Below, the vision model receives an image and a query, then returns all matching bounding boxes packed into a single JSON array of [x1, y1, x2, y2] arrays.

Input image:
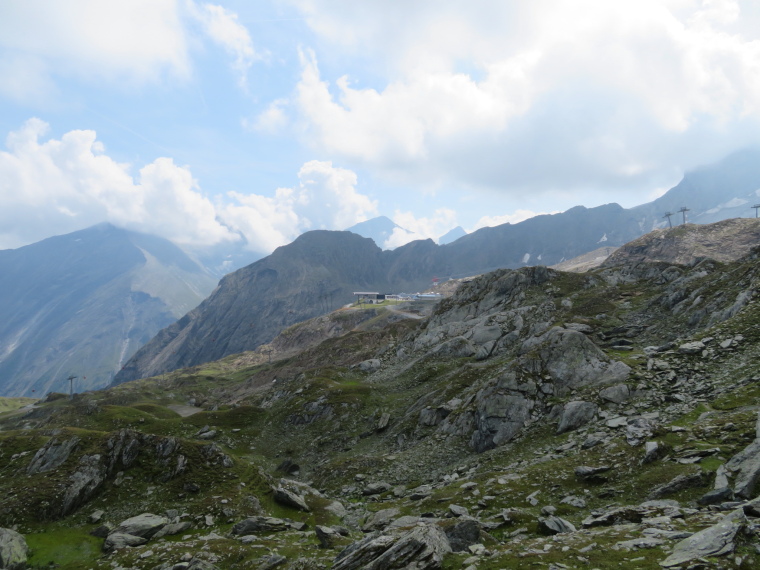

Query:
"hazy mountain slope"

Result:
[[437, 202, 641, 276], [345, 215, 410, 248], [630, 147, 760, 230], [115, 231, 401, 383], [0, 224, 216, 396], [438, 225, 467, 244], [115, 150, 760, 384], [114, 205, 644, 384]]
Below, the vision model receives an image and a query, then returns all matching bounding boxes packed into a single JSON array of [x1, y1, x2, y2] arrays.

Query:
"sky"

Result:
[[2, 0, 760, 255]]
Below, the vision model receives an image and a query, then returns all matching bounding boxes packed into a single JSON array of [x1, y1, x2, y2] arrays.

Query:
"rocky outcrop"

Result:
[[0, 528, 28, 570], [661, 509, 745, 567], [230, 517, 289, 535], [556, 401, 598, 434], [333, 524, 451, 570], [112, 513, 169, 539], [520, 327, 630, 392], [273, 487, 310, 512], [26, 436, 80, 475]]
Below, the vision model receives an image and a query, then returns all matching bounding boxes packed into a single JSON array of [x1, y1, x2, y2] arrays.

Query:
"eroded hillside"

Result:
[[3, 221, 760, 569]]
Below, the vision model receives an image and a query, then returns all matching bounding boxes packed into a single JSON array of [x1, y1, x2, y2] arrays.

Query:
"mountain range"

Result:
[[3, 218, 760, 569], [3, 148, 760, 395], [0, 224, 217, 396], [114, 148, 760, 384]]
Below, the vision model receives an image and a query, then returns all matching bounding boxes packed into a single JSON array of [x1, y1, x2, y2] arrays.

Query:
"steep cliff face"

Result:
[[0, 224, 216, 396]]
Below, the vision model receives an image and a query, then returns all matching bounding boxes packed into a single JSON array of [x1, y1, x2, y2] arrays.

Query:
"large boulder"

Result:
[[60, 454, 106, 517], [230, 516, 289, 535], [538, 516, 576, 535], [661, 509, 745, 567], [103, 532, 148, 552], [26, 437, 80, 475], [469, 370, 535, 452], [519, 327, 630, 393], [725, 439, 760, 499], [362, 508, 401, 532], [333, 524, 451, 570], [556, 401, 598, 434], [0, 528, 29, 570], [273, 487, 310, 512], [443, 519, 481, 552], [111, 513, 168, 539]]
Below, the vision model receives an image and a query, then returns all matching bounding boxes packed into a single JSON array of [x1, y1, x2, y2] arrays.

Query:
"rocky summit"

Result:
[[4, 219, 760, 569]]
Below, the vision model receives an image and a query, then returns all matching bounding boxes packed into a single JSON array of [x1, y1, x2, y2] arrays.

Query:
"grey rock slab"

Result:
[[678, 341, 705, 354], [186, 559, 222, 570], [725, 439, 760, 499], [230, 516, 289, 535], [273, 487, 310, 512], [617, 537, 664, 550], [26, 436, 80, 475], [599, 384, 630, 404], [648, 471, 707, 500], [363, 482, 391, 496], [698, 487, 734, 506], [448, 504, 469, 518], [0, 528, 29, 570], [582, 507, 645, 528], [560, 495, 586, 508], [112, 513, 169, 539], [626, 417, 656, 446], [574, 465, 611, 482], [333, 524, 452, 570], [362, 508, 401, 532], [358, 359, 381, 372], [315, 525, 340, 549], [387, 516, 433, 530], [660, 509, 745, 567], [325, 500, 348, 519], [409, 485, 432, 501], [60, 454, 106, 517], [556, 401, 598, 434], [153, 521, 193, 539], [537, 516, 576, 535], [444, 519, 481, 553], [103, 532, 148, 552], [519, 327, 630, 391], [643, 441, 667, 464]]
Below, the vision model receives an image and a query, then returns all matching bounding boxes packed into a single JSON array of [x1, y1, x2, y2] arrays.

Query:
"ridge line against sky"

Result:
[[2, 0, 760, 254]]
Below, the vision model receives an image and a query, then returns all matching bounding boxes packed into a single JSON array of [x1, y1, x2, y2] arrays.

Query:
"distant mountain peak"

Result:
[[345, 216, 411, 249], [439, 226, 467, 245]]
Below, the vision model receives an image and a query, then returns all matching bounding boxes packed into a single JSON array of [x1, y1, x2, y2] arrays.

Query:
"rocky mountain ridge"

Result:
[[3, 219, 760, 568], [0, 224, 217, 397]]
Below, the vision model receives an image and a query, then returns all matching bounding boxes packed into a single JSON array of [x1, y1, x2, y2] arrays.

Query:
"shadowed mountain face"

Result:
[[0, 224, 217, 396], [115, 148, 760, 384], [113, 204, 647, 384]]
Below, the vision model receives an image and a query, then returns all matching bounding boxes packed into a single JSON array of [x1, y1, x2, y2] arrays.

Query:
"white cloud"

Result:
[[0, 0, 190, 96], [383, 208, 458, 249], [187, 1, 258, 90], [0, 0, 260, 101], [245, 99, 289, 133], [285, 0, 760, 196], [0, 119, 376, 254], [221, 159, 379, 253], [471, 209, 554, 231], [0, 118, 237, 249]]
